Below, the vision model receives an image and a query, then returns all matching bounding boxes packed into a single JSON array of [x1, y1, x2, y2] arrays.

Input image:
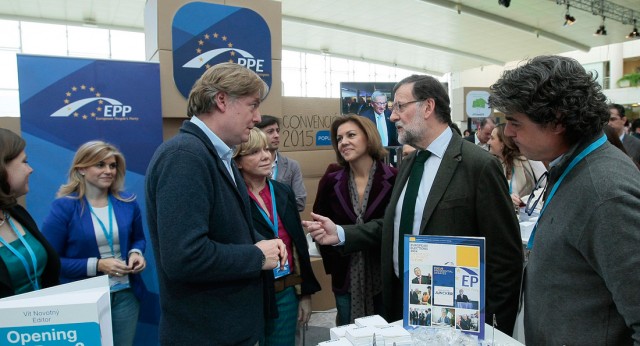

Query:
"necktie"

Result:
[[377, 115, 388, 146], [398, 150, 431, 275]]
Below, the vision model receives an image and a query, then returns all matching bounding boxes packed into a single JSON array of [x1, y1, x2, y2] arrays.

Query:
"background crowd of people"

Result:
[[2, 55, 640, 345]]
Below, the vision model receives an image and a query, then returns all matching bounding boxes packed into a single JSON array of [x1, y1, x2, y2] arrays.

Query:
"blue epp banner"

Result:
[[172, 2, 272, 99], [17, 54, 163, 346]]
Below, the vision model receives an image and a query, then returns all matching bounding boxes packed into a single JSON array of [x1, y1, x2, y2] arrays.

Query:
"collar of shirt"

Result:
[[474, 132, 481, 145], [425, 126, 453, 158], [620, 132, 625, 142], [190, 116, 235, 164]]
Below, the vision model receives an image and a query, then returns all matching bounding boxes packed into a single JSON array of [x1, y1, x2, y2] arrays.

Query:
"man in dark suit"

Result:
[[410, 288, 420, 304], [145, 63, 286, 345], [457, 289, 470, 303], [631, 119, 640, 139], [306, 75, 522, 335], [411, 267, 431, 285], [359, 90, 399, 147], [608, 103, 640, 166], [465, 117, 495, 151]]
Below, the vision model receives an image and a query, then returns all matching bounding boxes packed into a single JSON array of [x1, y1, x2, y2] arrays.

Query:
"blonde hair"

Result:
[[233, 128, 269, 159], [187, 62, 269, 117], [57, 140, 133, 202]]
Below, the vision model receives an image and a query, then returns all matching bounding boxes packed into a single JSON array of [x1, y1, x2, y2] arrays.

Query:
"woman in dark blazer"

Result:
[[313, 115, 397, 325], [0, 129, 60, 298], [234, 128, 321, 345], [42, 141, 146, 346]]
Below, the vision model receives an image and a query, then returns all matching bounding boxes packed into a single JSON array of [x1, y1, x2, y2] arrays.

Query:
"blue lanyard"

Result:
[[0, 215, 40, 290], [253, 181, 279, 237], [88, 197, 115, 256], [527, 134, 607, 249], [508, 167, 514, 194]]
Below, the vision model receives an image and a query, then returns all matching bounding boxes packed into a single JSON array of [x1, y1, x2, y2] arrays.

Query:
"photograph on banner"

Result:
[[403, 235, 486, 339], [340, 82, 400, 152]]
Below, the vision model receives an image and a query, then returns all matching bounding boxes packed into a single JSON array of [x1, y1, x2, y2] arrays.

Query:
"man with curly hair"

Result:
[[489, 55, 640, 345]]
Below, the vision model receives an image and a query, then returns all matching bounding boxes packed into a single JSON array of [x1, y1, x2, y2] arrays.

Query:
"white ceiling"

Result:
[[1, 0, 639, 75]]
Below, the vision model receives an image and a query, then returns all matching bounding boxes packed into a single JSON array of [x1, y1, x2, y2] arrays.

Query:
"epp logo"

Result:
[[316, 131, 331, 146], [49, 84, 133, 120], [458, 267, 479, 288], [172, 3, 272, 99]]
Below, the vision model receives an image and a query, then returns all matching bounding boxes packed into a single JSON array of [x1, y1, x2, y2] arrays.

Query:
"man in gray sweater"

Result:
[[490, 55, 640, 345]]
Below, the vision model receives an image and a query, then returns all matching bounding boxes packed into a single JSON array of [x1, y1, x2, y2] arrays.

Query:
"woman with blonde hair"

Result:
[[43, 140, 146, 346], [234, 128, 320, 345], [313, 114, 398, 325]]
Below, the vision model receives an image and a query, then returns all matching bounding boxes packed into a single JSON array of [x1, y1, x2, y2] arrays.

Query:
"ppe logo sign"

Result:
[[172, 2, 272, 98]]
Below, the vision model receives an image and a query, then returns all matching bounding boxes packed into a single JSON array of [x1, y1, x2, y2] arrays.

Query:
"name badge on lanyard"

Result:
[[254, 181, 290, 278]]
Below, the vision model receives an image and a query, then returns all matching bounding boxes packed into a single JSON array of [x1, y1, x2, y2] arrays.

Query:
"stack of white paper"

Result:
[[0, 276, 112, 346], [374, 324, 413, 345], [345, 325, 375, 345], [354, 314, 388, 327], [317, 337, 352, 345], [330, 323, 357, 340]]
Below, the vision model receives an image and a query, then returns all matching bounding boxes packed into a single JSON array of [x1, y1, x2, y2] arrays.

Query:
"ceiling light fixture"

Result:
[[563, 4, 576, 26], [627, 19, 640, 39], [594, 16, 607, 36]]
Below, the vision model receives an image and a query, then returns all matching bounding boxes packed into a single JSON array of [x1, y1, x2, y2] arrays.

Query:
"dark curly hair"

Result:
[[489, 55, 609, 144]]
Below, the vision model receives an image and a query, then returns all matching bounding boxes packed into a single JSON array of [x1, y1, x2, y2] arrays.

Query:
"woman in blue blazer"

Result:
[[42, 141, 146, 346]]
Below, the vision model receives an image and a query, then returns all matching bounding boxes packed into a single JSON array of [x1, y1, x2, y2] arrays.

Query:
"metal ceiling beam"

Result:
[[419, 0, 591, 52], [282, 15, 505, 66], [555, 0, 637, 25]]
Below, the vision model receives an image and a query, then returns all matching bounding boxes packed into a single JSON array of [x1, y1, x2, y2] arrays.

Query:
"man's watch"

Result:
[[261, 253, 266, 267]]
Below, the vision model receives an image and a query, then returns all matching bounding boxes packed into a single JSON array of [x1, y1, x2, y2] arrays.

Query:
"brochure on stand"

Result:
[[403, 234, 485, 340], [0, 276, 112, 346]]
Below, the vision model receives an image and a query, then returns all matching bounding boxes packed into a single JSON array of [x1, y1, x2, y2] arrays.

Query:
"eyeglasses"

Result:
[[372, 102, 387, 106], [391, 100, 421, 112], [525, 172, 548, 216]]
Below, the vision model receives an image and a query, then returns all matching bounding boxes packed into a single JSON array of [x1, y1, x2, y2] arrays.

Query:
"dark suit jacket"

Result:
[[250, 180, 321, 298], [0, 205, 60, 298], [411, 275, 430, 284], [313, 160, 397, 292], [463, 134, 475, 143], [457, 294, 470, 302], [359, 108, 399, 146], [342, 132, 523, 335], [145, 121, 268, 345], [622, 134, 640, 166]]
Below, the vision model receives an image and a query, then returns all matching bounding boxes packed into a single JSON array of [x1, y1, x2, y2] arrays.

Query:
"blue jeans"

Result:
[[334, 293, 351, 326], [110, 289, 139, 346]]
